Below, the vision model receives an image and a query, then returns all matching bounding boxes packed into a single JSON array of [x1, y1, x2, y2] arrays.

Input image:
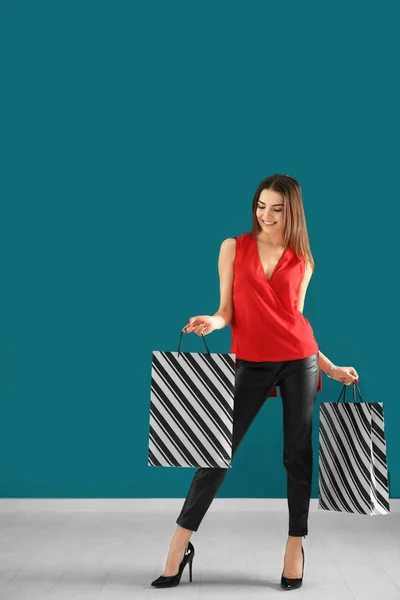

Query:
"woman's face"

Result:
[[255, 189, 285, 234]]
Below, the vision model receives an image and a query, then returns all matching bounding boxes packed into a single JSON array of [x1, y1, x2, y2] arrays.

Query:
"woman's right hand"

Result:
[[182, 315, 216, 336]]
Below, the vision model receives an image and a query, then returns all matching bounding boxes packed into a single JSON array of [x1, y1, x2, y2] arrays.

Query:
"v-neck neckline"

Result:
[[253, 235, 289, 283]]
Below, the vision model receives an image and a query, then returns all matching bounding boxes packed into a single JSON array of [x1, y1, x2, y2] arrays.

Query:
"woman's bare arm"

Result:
[[297, 260, 334, 375], [317, 349, 335, 374], [210, 238, 236, 330]]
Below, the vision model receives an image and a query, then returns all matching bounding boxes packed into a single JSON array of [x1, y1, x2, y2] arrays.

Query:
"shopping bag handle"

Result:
[[335, 381, 364, 404], [177, 330, 211, 357]]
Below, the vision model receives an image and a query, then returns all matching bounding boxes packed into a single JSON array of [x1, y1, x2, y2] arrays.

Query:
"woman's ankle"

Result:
[[173, 526, 192, 547]]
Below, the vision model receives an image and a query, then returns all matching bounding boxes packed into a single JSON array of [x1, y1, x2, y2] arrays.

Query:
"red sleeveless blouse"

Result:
[[230, 232, 322, 397]]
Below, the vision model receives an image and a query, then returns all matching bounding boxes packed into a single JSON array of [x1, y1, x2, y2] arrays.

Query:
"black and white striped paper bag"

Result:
[[318, 382, 390, 515], [148, 331, 236, 468]]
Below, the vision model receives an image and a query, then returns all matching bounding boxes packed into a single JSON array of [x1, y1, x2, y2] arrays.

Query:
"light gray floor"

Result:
[[0, 503, 399, 600]]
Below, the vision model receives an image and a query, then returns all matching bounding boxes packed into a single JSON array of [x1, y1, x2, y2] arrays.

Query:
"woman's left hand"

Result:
[[331, 365, 359, 385]]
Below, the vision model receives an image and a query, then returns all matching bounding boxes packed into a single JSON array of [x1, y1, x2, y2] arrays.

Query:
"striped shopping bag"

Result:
[[318, 382, 390, 515], [148, 330, 236, 468]]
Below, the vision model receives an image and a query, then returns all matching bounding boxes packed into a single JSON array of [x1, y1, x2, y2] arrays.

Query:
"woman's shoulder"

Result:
[[228, 231, 252, 243], [219, 237, 236, 260], [220, 232, 252, 257]]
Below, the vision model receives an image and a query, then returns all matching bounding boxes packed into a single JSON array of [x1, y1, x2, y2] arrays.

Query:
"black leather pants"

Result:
[[176, 352, 320, 537]]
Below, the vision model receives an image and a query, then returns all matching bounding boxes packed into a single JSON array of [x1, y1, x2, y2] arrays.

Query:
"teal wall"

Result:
[[1, 2, 398, 499]]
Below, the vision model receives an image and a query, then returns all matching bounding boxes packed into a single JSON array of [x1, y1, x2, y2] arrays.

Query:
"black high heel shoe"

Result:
[[280, 545, 305, 591], [151, 541, 195, 588]]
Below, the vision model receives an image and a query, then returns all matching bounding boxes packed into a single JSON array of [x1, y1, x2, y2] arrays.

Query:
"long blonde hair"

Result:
[[251, 174, 315, 272]]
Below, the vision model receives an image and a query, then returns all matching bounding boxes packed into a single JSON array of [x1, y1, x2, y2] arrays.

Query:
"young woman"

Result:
[[151, 174, 359, 590]]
